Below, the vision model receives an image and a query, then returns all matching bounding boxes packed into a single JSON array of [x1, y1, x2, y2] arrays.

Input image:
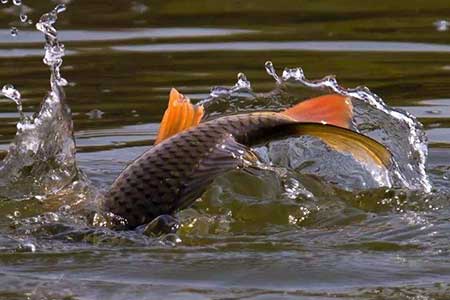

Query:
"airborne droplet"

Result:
[[20, 13, 27, 22], [434, 20, 449, 32], [265, 61, 282, 84], [1, 84, 21, 103], [10, 27, 18, 37]]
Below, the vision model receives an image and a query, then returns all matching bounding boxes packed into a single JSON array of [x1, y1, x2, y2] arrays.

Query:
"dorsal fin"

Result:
[[155, 88, 204, 144]]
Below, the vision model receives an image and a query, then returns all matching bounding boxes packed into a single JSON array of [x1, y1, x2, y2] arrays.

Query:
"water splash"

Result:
[[198, 72, 252, 105], [36, 4, 68, 86], [1, 84, 23, 119], [0, 4, 79, 199], [200, 62, 431, 192], [270, 62, 430, 192]]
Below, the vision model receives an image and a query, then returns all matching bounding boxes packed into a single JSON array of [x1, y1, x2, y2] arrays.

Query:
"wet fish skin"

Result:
[[103, 91, 391, 229], [103, 112, 294, 229]]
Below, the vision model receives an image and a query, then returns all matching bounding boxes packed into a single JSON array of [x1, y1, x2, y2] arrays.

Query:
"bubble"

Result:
[[12, 0, 21, 5], [0, 0, 8, 4]]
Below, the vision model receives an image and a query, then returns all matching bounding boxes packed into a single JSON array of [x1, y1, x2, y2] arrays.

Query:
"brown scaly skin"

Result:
[[103, 112, 295, 229]]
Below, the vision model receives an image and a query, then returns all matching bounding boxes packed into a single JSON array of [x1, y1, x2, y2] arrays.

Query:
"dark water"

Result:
[[0, 1, 450, 299]]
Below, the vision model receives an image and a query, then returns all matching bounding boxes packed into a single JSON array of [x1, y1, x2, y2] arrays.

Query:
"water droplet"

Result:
[[10, 27, 18, 37], [200, 72, 253, 104], [17, 242, 36, 252], [2, 84, 21, 103], [36, 4, 68, 87], [20, 13, 27, 22], [86, 109, 104, 119], [131, 2, 148, 13], [265, 61, 282, 84], [12, 0, 21, 5], [236, 72, 251, 89], [282, 67, 305, 81], [54, 3, 66, 14], [434, 20, 449, 32]]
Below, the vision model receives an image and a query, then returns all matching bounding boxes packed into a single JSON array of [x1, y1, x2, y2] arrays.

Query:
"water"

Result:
[[0, 1, 450, 299]]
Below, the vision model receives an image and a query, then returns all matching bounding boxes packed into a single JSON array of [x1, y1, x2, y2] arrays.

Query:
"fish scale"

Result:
[[103, 112, 294, 229]]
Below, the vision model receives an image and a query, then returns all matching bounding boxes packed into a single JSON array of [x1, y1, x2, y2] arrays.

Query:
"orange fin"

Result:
[[155, 88, 204, 144], [257, 123, 392, 168], [280, 94, 353, 128], [291, 123, 392, 168]]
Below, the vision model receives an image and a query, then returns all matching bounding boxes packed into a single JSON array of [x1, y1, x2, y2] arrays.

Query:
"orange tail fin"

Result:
[[280, 94, 353, 128], [155, 88, 204, 144]]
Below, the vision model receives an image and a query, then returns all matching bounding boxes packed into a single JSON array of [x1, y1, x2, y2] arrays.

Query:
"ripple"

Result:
[[398, 99, 450, 119], [0, 28, 254, 44], [75, 123, 158, 149], [112, 41, 450, 53], [426, 128, 450, 144]]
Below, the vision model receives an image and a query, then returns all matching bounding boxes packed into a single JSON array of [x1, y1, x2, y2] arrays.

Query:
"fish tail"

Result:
[[280, 94, 353, 128], [260, 122, 392, 168], [155, 88, 204, 144]]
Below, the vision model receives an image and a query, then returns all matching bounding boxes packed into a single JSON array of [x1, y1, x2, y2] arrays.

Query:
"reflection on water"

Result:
[[0, 27, 254, 44], [0, 0, 449, 299], [113, 41, 450, 53]]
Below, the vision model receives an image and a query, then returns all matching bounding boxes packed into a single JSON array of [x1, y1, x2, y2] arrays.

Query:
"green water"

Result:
[[0, 1, 450, 299]]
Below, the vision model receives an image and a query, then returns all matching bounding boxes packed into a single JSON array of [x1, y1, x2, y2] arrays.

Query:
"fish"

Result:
[[103, 88, 391, 230]]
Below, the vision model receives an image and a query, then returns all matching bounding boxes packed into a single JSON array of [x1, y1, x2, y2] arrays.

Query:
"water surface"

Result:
[[0, 1, 450, 299]]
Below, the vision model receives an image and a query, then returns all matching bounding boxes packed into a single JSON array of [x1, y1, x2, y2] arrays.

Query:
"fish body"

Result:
[[104, 90, 391, 229], [104, 112, 294, 229]]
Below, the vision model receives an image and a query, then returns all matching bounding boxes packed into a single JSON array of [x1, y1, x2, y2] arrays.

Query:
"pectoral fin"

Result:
[[176, 134, 260, 211]]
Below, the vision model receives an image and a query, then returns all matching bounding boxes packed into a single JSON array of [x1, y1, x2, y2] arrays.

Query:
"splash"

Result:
[[0, 4, 79, 199], [200, 61, 431, 192]]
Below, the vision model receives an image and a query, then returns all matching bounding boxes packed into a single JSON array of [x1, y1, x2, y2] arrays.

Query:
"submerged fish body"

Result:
[[104, 90, 391, 229]]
